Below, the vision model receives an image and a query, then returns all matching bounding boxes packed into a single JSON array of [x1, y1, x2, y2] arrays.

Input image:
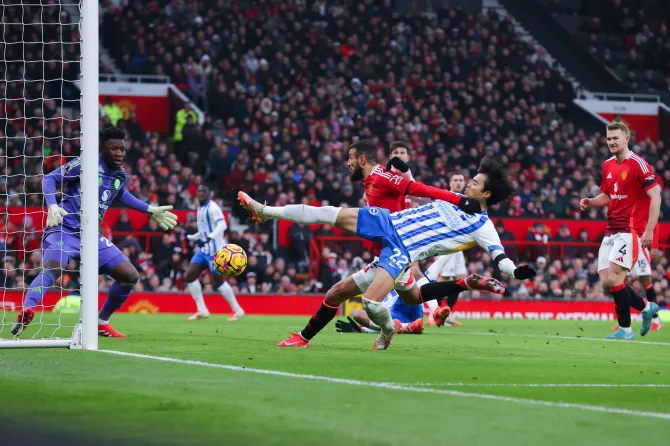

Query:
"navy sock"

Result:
[[98, 282, 134, 322]]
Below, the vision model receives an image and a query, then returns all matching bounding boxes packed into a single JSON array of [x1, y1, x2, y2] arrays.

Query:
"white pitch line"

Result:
[[408, 383, 670, 388], [99, 349, 670, 421], [448, 331, 670, 346]]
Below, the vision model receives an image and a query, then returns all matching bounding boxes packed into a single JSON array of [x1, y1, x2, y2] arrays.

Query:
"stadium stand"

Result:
[[540, 0, 670, 92], [1, 1, 668, 301]]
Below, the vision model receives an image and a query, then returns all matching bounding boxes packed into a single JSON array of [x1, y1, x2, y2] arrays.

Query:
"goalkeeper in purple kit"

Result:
[[11, 128, 178, 338]]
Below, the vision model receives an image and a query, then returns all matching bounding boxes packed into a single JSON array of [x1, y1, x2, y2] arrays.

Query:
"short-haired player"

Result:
[[12, 128, 178, 338], [185, 184, 245, 322], [580, 122, 661, 338]]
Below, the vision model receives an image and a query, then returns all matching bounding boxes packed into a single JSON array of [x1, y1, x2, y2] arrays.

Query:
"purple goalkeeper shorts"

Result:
[[42, 228, 127, 274]]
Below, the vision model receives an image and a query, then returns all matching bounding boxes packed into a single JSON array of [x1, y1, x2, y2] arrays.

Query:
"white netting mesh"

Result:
[[0, 0, 81, 340]]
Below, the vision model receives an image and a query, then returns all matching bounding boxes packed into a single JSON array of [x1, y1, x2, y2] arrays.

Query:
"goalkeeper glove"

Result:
[[458, 196, 482, 214], [386, 157, 409, 173], [514, 265, 536, 280], [335, 317, 362, 333], [147, 205, 178, 231], [46, 204, 68, 228]]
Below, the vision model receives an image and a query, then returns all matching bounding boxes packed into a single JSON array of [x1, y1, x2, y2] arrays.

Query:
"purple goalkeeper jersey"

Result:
[[43, 157, 149, 234]]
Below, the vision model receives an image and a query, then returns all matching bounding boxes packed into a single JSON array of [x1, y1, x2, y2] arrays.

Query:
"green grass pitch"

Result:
[[1, 314, 669, 446]]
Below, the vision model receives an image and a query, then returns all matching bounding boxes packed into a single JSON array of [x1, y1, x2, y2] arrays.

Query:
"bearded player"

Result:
[[240, 154, 534, 350], [580, 122, 661, 339], [424, 173, 469, 326], [185, 184, 245, 322], [12, 128, 178, 338]]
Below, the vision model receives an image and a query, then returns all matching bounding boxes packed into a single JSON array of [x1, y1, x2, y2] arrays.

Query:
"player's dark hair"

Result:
[[477, 157, 515, 206], [351, 139, 378, 163], [389, 140, 410, 152], [100, 127, 126, 144]]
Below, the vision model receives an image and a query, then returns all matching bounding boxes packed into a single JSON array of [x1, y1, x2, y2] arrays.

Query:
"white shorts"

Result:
[[597, 232, 639, 272], [352, 258, 415, 293], [426, 253, 467, 280], [628, 243, 652, 277]]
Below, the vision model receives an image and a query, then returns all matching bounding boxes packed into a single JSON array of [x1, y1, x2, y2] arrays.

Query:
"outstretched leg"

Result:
[[98, 260, 139, 338]]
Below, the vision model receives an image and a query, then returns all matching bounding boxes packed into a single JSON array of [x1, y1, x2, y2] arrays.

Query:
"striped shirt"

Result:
[[196, 200, 227, 256], [390, 200, 505, 262]]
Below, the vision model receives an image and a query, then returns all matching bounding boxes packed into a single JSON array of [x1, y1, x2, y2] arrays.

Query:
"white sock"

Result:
[[652, 315, 660, 322], [362, 297, 394, 333], [643, 302, 651, 312], [187, 280, 209, 314], [361, 327, 378, 333], [98, 318, 108, 324], [368, 321, 381, 331], [621, 326, 633, 333], [426, 299, 439, 313], [264, 204, 341, 225], [401, 322, 409, 329], [218, 281, 243, 313]]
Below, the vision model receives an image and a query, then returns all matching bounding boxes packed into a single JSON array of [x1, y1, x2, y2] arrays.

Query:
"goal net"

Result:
[[0, 0, 98, 348]]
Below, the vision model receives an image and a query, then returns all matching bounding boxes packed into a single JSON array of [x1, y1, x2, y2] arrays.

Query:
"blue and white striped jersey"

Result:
[[196, 200, 227, 256], [389, 200, 505, 262]]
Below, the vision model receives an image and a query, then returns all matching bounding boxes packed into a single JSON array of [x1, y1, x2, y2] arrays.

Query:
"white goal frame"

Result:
[[0, 0, 98, 349]]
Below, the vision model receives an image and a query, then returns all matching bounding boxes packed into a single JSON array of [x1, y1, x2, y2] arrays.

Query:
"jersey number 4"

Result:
[[618, 245, 627, 256]]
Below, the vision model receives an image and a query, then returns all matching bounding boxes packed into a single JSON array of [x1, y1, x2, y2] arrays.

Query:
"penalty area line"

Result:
[[99, 349, 670, 421]]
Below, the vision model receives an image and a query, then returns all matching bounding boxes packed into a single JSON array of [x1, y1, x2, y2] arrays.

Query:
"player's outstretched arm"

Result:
[[475, 221, 536, 280], [580, 193, 609, 210], [406, 182, 481, 213], [117, 188, 178, 231]]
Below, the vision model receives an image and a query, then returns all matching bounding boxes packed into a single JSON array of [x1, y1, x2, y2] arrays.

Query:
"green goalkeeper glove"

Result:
[[147, 205, 178, 231]]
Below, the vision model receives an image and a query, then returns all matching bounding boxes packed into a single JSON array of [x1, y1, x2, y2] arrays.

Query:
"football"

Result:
[[214, 244, 248, 277]]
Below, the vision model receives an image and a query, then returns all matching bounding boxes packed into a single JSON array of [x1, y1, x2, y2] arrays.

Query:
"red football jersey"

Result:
[[600, 153, 657, 234], [363, 164, 413, 213], [362, 164, 414, 255]]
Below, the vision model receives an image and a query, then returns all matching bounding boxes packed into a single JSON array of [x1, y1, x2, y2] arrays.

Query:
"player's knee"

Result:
[[123, 266, 140, 286], [325, 281, 346, 303]]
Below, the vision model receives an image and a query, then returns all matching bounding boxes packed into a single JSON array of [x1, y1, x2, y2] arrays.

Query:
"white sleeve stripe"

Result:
[[630, 154, 649, 173]]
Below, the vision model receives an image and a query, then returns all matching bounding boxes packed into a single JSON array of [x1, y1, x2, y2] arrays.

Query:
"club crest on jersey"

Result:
[[368, 184, 374, 193], [369, 208, 379, 215], [114, 179, 121, 190], [621, 171, 628, 180]]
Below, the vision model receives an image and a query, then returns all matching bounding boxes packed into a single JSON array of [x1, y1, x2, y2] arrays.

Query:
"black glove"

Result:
[[386, 157, 409, 173], [335, 316, 362, 333], [458, 196, 482, 214], [196, 237, 211, 248], [514, 265, 536, 280]]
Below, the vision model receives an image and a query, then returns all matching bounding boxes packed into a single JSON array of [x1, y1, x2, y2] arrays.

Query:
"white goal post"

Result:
[[0, 0, 98, 349]]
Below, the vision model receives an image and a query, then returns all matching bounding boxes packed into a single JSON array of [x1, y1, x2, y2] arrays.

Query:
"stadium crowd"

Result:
[[0, 1, 668, 300], [544, 0, 670, 91]]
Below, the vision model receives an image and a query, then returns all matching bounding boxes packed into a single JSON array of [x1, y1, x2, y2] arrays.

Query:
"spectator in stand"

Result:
[[113, 210, 135, 233], [103, 97, 122, 127]]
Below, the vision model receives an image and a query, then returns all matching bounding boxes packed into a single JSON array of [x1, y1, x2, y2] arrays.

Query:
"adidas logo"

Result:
[[607, 173, 612, 179]]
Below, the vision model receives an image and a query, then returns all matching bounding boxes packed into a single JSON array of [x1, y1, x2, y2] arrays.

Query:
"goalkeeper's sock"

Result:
[[187, 280, 209, 314], [362, 297, 395, 333], [644, 283, 657, 302], [98, 281, 133, 322], [23, 270, 57, 309], [300, 299, 339, 340], [626, 285, 647, 312], [611, 283, 632, 328], [264, 204, 341, 225], [218, 281, 243, 313], [419, 279, 467, 303]]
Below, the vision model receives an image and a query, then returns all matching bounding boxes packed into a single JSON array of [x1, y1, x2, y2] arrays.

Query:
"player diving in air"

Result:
[[239, 153, 536, 350], [12, 128, 178, 338], [185, 184, 245, 322]]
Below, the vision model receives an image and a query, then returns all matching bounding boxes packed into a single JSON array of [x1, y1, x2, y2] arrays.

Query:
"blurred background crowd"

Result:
[[0, 0, 668, 301]]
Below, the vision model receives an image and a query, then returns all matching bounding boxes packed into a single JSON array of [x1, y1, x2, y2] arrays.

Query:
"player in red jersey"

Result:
[[580, 122, 661, 339], [274, 139, 502, 347]]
